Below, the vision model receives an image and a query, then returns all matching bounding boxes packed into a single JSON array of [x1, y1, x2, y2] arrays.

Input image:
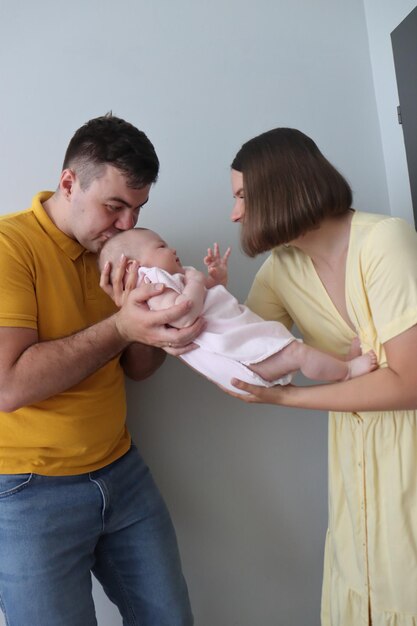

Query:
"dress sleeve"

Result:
[[245, 255, 294, 330], [362, 218, 417, 344], [0, 231, 38, 329]]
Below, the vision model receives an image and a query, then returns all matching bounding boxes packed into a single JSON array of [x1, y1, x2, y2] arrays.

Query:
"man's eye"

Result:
[[106, 205, 122, 212]]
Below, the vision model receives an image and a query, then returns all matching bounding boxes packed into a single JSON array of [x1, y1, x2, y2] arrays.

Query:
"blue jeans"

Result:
[[0, 444, 193, 626]]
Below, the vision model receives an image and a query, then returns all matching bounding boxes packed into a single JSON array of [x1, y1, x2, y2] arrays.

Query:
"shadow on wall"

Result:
[[125, 358, 327, 626]]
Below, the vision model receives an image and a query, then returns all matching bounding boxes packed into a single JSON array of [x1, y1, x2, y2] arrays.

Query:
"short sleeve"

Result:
[[362, 218, 417, 343], [245, 255, 294, 330], [0, 231, 38, 328], [138, 266, 184, 294]]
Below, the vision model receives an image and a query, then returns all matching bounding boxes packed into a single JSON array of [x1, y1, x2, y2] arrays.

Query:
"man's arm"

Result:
[[0, 283, 204, 413], [0, 320, 127, 412], [120, 343, 166, 381]]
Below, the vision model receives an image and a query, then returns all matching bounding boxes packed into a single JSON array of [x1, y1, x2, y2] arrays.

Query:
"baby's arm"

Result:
[[148, 268, 206, 329]]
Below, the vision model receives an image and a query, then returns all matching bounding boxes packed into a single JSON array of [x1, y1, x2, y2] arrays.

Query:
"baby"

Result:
[[99, 228, 377, 394]]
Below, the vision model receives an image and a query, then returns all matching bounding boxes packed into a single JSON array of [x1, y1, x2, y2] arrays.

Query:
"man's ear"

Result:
[[59, 168, 77, 200]]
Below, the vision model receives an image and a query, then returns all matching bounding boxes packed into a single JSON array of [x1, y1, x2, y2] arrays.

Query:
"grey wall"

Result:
[[0, 1, 400, 624]]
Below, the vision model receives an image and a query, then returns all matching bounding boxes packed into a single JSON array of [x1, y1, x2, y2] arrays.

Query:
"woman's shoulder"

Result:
[[351, 210, 417, 263], [352, 210, 416, 243], [352, 209, 414, 232]]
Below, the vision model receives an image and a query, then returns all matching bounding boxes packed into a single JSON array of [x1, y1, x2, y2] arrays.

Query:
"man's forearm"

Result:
[[121, 343, 166, 381], [0, 315, 128, 412]]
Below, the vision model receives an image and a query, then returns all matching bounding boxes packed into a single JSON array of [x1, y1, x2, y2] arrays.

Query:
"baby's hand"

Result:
[[204, 243, 231, 287]]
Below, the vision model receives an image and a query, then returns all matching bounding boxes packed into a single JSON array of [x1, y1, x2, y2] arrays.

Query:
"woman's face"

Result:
[[230, 169, 245, 223]]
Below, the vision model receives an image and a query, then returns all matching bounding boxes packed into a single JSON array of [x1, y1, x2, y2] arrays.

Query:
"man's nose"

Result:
[[116, 209, 137, 230]]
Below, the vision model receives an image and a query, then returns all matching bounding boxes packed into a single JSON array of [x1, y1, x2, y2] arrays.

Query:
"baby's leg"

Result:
[[249, 341, 377, 383]]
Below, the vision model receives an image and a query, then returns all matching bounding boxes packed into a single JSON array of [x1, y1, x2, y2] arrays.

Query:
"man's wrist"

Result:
[[111, 312, 133, 346]]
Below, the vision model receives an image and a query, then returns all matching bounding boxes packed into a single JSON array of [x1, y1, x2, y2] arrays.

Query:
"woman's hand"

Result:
[[224, 378, 298, 405], [100, 255, 139, 307], [204, 243, 231, 287]]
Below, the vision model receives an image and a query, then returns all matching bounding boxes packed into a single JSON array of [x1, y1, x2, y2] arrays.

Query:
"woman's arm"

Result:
[[229, 324, 417, 412]]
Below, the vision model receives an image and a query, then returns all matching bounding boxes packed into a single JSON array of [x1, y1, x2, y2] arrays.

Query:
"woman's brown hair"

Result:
[[231, 128, 352, 256]]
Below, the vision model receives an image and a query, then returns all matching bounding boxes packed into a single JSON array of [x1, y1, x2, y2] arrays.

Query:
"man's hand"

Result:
[[114, 281, 205, 353], [100, 254, 139, 307], [204, 243, 231, 287]]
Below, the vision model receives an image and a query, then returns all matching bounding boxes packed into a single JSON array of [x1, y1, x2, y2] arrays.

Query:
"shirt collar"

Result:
[[31, 191, 86, 261]]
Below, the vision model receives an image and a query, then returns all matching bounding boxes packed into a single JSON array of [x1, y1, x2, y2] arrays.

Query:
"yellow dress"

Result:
[[246, 211, 417, 626]]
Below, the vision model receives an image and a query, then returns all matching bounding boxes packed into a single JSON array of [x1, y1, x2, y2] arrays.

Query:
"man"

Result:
[[0, 114, 202, 625]]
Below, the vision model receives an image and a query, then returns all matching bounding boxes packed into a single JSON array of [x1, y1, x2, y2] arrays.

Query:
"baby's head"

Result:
[[99, 228, 184, 282]]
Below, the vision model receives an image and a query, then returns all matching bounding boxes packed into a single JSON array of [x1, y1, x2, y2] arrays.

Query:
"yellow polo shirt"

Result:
[[0, 192, 131, 475], [246, 211, 417, 625]]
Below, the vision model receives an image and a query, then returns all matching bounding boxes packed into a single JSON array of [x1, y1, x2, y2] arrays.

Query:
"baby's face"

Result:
[[139, 231, 184, 274]]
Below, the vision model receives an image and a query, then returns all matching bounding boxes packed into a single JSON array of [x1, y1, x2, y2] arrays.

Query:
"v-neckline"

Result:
[[306, 212, 357, 336]]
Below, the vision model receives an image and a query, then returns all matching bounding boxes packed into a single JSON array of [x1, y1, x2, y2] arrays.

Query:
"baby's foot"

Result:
[[346, 350, 378, 379]]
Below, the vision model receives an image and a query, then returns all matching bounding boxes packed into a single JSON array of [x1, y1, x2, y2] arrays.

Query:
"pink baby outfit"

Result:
[[139, 266, 297, 394]]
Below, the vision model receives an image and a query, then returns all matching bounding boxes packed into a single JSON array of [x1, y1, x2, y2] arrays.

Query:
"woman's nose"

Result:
[[231, 203, 243, 222]]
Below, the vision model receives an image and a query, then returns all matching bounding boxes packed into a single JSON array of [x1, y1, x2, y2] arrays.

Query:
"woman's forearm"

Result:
[[239, 366, 417, 412]]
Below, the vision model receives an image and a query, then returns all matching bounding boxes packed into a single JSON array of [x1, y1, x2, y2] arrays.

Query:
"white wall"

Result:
[[0, 1, 397, 625], [364, 0, 416, 223]]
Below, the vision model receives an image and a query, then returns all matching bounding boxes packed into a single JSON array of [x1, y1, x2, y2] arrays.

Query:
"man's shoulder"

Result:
[[0, 208, 36, 236], [0, 209, 45, 264]]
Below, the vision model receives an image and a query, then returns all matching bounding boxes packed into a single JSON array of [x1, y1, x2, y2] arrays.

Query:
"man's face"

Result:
[[64, 165, 151, 253]]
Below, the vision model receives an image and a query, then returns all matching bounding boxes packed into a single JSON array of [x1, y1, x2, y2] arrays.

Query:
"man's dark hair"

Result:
[[62, 113, 159, 190]]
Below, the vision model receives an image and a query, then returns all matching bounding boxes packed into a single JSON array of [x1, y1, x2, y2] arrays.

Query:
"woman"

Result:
[[228, 128, 417, 626]]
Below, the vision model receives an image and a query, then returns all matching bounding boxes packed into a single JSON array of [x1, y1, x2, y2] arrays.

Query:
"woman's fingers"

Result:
[[229, 379, 295, 405]]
